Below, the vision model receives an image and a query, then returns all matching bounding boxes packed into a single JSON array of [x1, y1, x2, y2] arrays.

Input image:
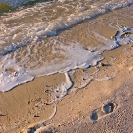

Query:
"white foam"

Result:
[[28, 42, 104, 76], [53, 73, 72, 100], [0, 54, 34, 92], [58, 0, 66, 3], [0, 0, 133, 93], [94, 27, 133, 48], [0, 27, 133, 92], [0, 0, 133, 51]]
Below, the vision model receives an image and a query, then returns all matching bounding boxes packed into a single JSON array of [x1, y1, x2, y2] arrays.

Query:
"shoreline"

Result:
[[0, 5, 133, 133]]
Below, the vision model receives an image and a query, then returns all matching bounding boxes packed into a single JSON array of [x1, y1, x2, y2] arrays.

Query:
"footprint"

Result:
[[90, 111, 98, 121], [90, 102, 116, 122], [23, 127, 36, 133], [103, 102, 115, 114], [22, 124, 57, 133]]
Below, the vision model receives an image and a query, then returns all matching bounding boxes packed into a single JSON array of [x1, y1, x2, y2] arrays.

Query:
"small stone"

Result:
[[34, 115, 40, 117], [99, 62, 105, 67], [111, 36, 114, 39]]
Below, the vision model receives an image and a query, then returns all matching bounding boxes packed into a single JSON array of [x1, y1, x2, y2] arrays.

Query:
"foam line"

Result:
[[53, 72, 73, 100], [0, 27, 133, 92], [0, 55, 34, 92]]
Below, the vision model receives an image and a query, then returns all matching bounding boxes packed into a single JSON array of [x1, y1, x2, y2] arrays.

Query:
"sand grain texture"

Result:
[[0, 5, 133, 133]]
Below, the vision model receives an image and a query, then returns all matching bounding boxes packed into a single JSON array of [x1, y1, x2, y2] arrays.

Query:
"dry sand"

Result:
[[0, 5, 133, 133]]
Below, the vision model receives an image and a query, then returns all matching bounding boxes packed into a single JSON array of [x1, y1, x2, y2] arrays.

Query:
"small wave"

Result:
[[0, 0, 133, 56], [0, 26, 133, 92], [0, 0, 133, 92]]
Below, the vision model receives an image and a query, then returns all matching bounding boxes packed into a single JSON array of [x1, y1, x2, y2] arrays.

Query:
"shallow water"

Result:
[[0, 0, 133, 92]]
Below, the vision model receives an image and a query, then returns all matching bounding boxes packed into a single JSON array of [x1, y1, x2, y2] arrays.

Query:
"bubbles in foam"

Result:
[[0, 26, 132, 92], [58, 0, 66, 2], [53, 73, 72, 101], [0, 0, 133, 94], [1, 0, 133, 46], [0, 54, 34, 92]]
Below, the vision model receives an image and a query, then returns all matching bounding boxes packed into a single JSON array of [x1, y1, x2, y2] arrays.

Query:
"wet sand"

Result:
[[0, 5, 133, 133]]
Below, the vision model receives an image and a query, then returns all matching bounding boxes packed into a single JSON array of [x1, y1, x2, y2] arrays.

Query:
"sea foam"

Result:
[[0, 27, 133, 92], [0, 0, 133, 92]]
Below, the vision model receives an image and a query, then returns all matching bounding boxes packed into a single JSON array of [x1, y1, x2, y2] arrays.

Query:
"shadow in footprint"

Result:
[[103, 102, 115, 114], [26, 127, 36, 133], [90, 111, 98, 121]]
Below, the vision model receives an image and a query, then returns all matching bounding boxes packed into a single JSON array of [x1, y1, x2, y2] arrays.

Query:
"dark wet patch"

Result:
[[90, 111, 98, 121], [27, 127, 36, 133], [103, 102, 115, 114]]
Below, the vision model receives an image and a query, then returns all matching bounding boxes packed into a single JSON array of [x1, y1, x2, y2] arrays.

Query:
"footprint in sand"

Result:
[[90, 102, 116, 121], [24, 127, 36, 133], [90, 111, 98, 121], [103, 102, 115, 114], [23, 124, 58, 133]]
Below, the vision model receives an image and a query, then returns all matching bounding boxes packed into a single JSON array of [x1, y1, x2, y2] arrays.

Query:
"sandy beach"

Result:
[[0, 5, 133, 133]]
